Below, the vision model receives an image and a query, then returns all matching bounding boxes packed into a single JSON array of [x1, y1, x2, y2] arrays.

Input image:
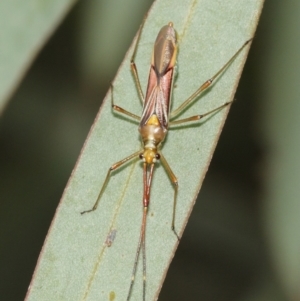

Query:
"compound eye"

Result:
[[139, 153, 144, 160], [155, 153, 160, 160]]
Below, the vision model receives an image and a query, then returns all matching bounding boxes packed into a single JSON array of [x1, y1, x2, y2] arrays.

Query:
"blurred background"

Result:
[[0, 0, 299, 300]]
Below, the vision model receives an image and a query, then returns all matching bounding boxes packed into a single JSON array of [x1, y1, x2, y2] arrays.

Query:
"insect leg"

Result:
[[159, 152, 180, 240], [170, 38, 252, 119], [111, 83, 140, 121], [169, 100, 232, 126], [130, 18, 147, 105], [81, 150, 141, 214]]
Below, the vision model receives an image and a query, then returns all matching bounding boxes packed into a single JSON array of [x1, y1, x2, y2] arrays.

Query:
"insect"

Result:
[[81, 21, 252, 300]]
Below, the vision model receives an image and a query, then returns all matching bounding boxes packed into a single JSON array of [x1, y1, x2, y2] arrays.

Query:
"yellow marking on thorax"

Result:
[[146, 114, 161, 126]]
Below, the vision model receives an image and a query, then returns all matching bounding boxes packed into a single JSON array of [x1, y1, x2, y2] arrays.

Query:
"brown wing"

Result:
[[139, 66, 174, 131], [139, 23, 177, 131]]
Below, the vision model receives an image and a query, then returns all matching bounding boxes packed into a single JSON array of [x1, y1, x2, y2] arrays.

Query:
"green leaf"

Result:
[[0, 0, 77, 114], [25, 0, 264, 300]]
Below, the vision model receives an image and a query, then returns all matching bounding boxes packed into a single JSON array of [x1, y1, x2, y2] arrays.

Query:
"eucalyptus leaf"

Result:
[[25, 0, 264, 300], [0, 0, 77, 114]]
